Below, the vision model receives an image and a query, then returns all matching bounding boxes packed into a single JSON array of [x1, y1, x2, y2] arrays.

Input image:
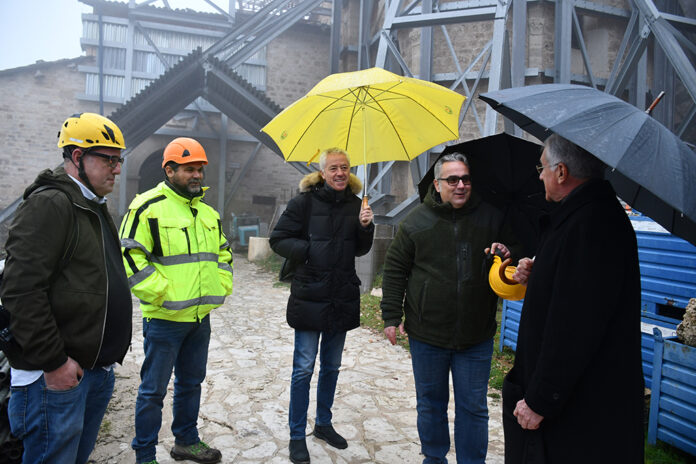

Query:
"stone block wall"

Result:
[[0, 58, 101, 211]]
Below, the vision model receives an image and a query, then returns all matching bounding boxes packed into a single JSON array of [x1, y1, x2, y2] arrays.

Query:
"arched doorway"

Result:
[[138, 149, 165, 194]]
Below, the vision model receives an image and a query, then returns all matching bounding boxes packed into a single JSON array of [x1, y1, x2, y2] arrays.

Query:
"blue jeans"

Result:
[[132, 316, 211, 463], [288, 330, 346, 440], [8, 366, 115, 464], [409, 337, 494, 464]]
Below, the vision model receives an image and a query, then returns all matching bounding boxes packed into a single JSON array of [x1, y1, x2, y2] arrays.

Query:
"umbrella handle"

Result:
[[646, 91, 665, 115], [362, 196, 369, 209], [498, 257, 519, 286]]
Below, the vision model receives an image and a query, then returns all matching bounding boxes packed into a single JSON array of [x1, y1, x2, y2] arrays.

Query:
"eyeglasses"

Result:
[[88, 151, 124, 169], [437, 175, 471, 186], [536, 162, 559, 174]]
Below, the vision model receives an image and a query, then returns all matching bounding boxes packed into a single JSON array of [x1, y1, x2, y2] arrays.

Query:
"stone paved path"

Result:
[[91, 256, 505, 463]]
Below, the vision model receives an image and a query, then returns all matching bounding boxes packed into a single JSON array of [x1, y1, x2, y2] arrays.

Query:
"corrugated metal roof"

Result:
[[109, 48, 206, 149], [107, 48, 282, 155]]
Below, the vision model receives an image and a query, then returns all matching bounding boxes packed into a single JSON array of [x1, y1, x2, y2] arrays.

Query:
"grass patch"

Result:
[[99, 419, 111, 437], [255, 252, 290, 287], [256, 252, 284, 274], [360, 294, 409, 350], [372, 270, 383, 289], [645, 438, 696, 463], [490, 302, 515, 391]]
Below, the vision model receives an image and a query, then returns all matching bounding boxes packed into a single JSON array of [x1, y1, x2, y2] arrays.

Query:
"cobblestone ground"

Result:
[[91, 256, 505, 463]]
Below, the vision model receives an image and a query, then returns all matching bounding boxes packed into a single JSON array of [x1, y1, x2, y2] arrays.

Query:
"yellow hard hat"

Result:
[[489, 255, 526, 301], [57, 113, 126, 150]]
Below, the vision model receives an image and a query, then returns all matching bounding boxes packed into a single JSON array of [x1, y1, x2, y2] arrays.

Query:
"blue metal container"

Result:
[[648, 329, 696, 456]]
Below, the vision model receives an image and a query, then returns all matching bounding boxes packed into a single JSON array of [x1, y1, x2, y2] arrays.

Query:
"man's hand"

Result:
[[513, 399, 544, 430], [384, 323, 405, 345], [484, 242, 510, 259], [359, 205, 374, 227], [44, 357, 83, 391], [512, 257, 534, 285]]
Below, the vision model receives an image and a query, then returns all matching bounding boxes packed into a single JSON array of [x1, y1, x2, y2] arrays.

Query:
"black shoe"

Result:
[[289, 439, 310, 464], [313, 424, 348, 449], [170, 441, 221, 463]]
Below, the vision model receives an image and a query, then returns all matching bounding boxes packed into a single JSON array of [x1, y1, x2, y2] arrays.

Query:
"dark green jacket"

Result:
[[381, 185, 518, 350], [1, 167, 132, 371]]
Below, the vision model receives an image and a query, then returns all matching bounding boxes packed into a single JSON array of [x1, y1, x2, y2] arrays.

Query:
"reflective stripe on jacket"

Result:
[[119, 182, 233, 322]]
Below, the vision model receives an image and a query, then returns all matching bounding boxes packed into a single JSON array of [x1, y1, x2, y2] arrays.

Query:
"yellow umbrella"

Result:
[[261, 67, 465, 202]]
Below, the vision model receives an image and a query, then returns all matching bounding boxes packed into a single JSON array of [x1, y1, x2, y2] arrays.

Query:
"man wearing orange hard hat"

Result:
[[120, 137, 233, 464]]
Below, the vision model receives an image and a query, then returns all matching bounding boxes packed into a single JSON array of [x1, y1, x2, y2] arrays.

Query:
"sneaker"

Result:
[[313, 424, 348, 449], [170, 441, 222, 463], [138, 461, 159, 464], [289, 438, 310, 464]]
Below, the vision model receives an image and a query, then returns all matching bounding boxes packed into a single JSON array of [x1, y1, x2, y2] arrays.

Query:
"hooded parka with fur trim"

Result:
[[270, 172, 374, 332]]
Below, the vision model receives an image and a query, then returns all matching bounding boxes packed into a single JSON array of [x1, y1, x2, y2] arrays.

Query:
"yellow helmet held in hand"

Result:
[[57, 113, 126, 150], [162, 137, 208, 168], [489, 255, 526, 301]]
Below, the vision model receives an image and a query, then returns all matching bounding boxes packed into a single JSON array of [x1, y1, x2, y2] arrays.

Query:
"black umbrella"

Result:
[[418, 133, 549, 257], [480, 83, 696, 246]]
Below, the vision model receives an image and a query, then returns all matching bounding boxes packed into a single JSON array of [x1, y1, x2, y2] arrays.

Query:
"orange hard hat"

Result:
[[162, 137, 208, 168]]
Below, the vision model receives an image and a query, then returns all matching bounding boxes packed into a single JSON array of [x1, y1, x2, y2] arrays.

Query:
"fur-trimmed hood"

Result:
[[299, 171, 363, 195]]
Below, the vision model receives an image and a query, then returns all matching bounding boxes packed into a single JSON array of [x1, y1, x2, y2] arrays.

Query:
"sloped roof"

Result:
[[107, 48, 283, 156], [109, 48, 206, 149], [0, 56, 92, 76], [79, 0, 230, 25]]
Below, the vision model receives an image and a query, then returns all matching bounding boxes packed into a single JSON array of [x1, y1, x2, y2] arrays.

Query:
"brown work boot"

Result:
[[170, 441, 221, 463]]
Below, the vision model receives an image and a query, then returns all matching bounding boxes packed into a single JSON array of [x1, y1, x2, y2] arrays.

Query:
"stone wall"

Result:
[[0, 58, 102, 211]]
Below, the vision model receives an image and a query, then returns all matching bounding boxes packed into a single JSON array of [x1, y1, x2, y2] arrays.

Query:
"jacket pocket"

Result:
[[199, 215, 223, 253], [416, 279, 429, 323], [291, 264, 331, 301], [334, 269, 361, 301], [156, 216, 194, 256]]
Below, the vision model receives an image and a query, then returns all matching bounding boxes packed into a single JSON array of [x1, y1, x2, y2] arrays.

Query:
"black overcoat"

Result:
[[270, 172, 374, 332], [502, 180, 644, 463]]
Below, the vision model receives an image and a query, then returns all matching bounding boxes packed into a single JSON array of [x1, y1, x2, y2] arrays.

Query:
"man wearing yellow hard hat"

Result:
[[380, 152, 519, 464], [2, 113, 132, 463], [120, 137, 233, 464]]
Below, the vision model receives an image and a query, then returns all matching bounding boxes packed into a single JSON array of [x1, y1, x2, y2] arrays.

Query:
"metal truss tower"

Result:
[[344, 0, 696, 223]]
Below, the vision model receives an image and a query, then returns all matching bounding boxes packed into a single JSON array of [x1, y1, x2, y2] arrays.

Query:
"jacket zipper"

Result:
[[418, 280, 428, 323], [189, 202, 201, 322], [182, 228, 191, 255], [453, 212, 463, 347], [454, 213, 462, 296], [77, 203, 109, 370]]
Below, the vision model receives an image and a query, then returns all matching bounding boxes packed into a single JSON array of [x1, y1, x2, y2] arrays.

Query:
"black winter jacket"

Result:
[[1, 167, 132, 371], [269, 172, 374, 332], [381, 184, 519, 350]]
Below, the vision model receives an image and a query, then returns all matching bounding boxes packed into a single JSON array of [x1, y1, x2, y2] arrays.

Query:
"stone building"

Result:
[[1, 0, 694, 283]]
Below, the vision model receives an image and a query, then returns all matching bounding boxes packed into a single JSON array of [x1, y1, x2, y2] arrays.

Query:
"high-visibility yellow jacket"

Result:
[[119, 182, 233, 322]]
